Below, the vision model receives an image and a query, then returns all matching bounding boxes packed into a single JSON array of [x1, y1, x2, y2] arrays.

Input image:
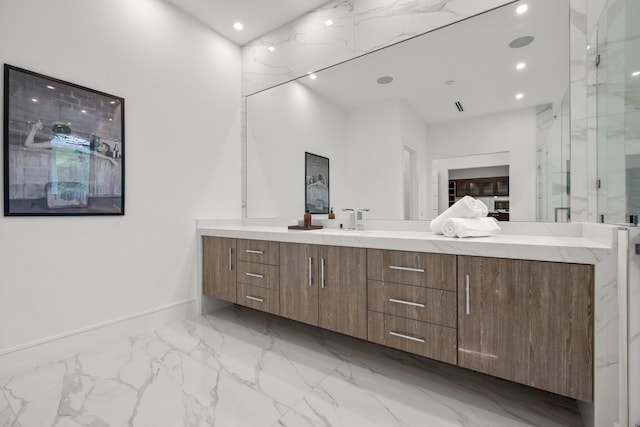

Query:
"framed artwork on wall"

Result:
[[3, 64, 125, 216], [305, 152, 329, 214]]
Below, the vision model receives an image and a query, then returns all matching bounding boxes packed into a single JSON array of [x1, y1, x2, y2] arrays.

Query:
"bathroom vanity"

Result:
[[197, 220, 620, 425]]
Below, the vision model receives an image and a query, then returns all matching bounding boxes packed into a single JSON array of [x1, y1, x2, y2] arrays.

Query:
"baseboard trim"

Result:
[[0, 298, 197, 378]]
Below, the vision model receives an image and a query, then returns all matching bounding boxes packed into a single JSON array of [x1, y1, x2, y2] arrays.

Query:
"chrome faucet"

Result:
[[342, 208, 370, 230], [356, 208, 370, 230], [342, 208, 356, 230]]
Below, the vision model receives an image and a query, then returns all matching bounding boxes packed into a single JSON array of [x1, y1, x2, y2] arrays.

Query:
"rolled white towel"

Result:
[[442, 217, 501, 238], [430, 196, 489, 234]]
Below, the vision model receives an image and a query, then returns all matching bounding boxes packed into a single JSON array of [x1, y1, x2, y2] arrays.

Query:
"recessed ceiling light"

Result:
[[632, 71, 640, 77], [516, 4, 528, 14], [516, 93, 524, 100], [444, 80, 455, 86], [377, 76, 394, 85], [309, 73, 317, 80], [586, 45, 591, 50], [46, 85, 55, 90], [509, 36, 534, 48], [233, 22, 244, 31], [31, 98, 38, 103], [325, 19, 333, 26], [81, 109, 87, 113], [268, 46, 276, 52], [516, 62, 526, 70]]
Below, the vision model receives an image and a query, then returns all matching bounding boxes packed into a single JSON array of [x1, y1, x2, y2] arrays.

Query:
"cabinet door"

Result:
[[318, 246, 367, 339], [457, 256, 593, 401], [279, 243, 318, 326], [202, 237, 237, 302]]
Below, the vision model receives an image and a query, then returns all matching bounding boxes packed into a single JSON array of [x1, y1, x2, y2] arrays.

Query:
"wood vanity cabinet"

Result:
[[279, 242, 367, 339], [457, 256, 594, 401], [202, 236, 237, 303], [235, 239, 280, 315], [367, 249, 458, 364]]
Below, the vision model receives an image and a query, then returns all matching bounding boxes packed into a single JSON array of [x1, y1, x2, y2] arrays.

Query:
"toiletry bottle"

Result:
[[328, 207, 335, 219], [304, 209, 312, 228]]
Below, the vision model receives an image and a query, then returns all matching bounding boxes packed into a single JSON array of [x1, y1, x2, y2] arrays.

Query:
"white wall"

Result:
[[345, 100, 403, 219], [246, 81, 347, 219], [0, 0, 241, 355], [427, 108, 538, 221]]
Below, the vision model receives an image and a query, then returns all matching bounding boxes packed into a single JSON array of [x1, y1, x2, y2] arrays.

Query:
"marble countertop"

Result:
[[197, 221, 617, 265]]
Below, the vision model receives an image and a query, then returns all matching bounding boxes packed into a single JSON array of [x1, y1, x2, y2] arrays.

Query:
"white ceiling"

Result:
[[293, 0, 569, 124], [166, 0, 330, 45]]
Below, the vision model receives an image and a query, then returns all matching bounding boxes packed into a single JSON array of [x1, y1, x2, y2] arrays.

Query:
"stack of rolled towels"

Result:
[[430, 195, 501, 238]]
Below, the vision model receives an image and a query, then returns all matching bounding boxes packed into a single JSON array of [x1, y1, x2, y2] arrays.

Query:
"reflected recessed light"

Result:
[[377, 76, 394, 85], [268, 46, 276, 52], [325, 19, 333, 26], [632, 71, 640, 77], [110, 100, 116, 104], [31, 98, 38, 103], [509, 36, 534, 49], [109, 118, 113, 121], [309, 73, 317, 80], [46, 85, 55, 90], [81, 109, 87, 113], [586, 45, 591, 50], [516, 62, 526, 70], [233, 22, 244, 31], [516, 4, 528, 14], [516, 93, 524, 100]]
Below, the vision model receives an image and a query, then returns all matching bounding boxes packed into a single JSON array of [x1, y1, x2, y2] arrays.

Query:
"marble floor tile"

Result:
[[0, 306, 584, 426], [0, 391, 19, 427]]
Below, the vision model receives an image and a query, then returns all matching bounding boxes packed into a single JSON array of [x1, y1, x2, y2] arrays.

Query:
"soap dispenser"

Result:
[[304, 209, 312, 228], [328, 207, 335, 220]]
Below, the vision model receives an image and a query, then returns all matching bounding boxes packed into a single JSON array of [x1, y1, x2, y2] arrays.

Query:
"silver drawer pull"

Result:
[[246, 249, 264, 254], [245, 272, 264, 279], [389, 331, 425, 343], [389, 265, 425, 273], [465, 274, 470, 315], [245, 295, 264, 303], [389, 298, 425, 308]]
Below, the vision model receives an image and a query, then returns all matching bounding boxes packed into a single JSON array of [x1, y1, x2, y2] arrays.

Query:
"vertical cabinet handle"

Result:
[[228, 248, 232, 272], [321, 258, 325, 289], [465, 274, 470, 315], [308, 257, 312, 287]]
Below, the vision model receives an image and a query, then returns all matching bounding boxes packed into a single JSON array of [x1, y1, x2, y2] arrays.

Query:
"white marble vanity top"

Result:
[[197, 219, 618, 265]]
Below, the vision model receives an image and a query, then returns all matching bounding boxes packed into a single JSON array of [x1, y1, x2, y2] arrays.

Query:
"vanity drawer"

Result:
[[237, 261, 279, 289], [237, 283, 280, 315], [237, 239, 280, 265], [368, 311, 457, 364], [367, 249, 456, 291], [368, 280, 456, 328]]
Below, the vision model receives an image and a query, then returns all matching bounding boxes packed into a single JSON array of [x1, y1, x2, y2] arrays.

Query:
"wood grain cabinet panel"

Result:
[[367, 249, 456, 291], [318, 246, 367, 340], [279, 243, 319, 326], [237, 283, 279, 315], [202, 236, 237, 303], [237, 261, 279, 290], [237, 239, 280, 265], [368, 311, 457, 364], [457, 256, 594, 401], [368, 280, 456, 328]]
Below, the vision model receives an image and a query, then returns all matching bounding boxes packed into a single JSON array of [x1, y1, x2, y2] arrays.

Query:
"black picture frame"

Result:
[[3, 64, 125, 216], [305, 152, 329, 214]]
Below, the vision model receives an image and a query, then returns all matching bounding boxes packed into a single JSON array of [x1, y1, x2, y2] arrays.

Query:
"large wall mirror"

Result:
[[246, 0, 570, 222]]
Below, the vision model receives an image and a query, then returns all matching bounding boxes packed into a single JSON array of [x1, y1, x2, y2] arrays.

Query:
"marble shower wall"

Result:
[[242, 0, 513, 95]]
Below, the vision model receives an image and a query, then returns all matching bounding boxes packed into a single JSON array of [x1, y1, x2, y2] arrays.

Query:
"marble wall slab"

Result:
[[241, 0, 512, 95], [629, 228, 640, 426]]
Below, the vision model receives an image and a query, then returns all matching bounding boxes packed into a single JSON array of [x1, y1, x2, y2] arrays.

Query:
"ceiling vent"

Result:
[[455, 101, 464, 112]]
